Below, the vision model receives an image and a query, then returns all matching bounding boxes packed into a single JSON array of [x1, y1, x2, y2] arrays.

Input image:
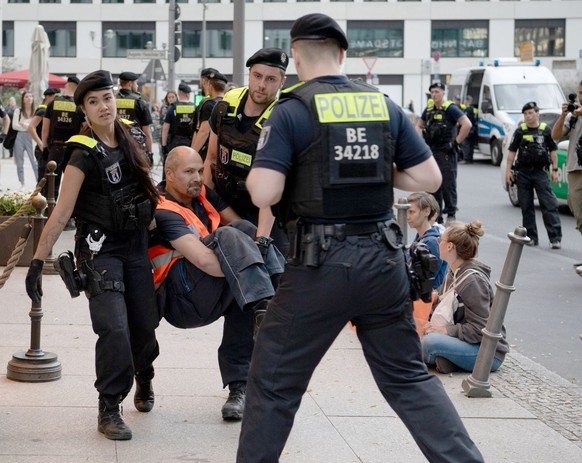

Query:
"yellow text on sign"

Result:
[[315, 92, 389, 123]]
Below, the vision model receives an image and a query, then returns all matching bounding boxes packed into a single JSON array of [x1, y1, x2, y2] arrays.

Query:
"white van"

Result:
[[448, 59, 564, 165]]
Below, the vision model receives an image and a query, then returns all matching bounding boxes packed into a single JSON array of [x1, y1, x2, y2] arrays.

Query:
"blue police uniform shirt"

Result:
[[254, 75, 432, 176], [420, 102, 465, 127]]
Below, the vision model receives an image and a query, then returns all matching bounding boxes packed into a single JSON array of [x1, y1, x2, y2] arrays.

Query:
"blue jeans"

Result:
[[422, 333, 503, 372]]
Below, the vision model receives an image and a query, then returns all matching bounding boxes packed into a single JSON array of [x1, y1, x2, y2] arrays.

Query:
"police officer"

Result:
[[191, 68, 228, 161], [236, 13, 484, 463], [461, 95, 478, 163], [26, 70, 160, 441], [116, 71, 154, 163], [204, 48, 289, 254], [416, 83, 472, 225], [161, 82, 195, 152], [505, 101, 562, 248], [41, 76, 84, 200], [27, 87, 60, 184]]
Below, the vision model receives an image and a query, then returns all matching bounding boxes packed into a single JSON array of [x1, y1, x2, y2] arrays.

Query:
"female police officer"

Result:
[[25, 70, 160, 441]]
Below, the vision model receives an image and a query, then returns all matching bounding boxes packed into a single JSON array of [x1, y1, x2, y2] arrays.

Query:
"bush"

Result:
[[0, 191, 37, 216]]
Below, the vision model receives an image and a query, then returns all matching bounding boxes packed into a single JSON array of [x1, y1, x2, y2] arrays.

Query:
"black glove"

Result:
[[255, 236, 273, 257], [162, 145, 169, 156], [25, 259, 44, 304], [0, 132, 5, 144], [452, 141, 462, 158]]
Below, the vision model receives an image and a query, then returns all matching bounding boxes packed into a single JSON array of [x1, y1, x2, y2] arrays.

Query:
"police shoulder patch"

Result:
[[257, 126, 271, 151]]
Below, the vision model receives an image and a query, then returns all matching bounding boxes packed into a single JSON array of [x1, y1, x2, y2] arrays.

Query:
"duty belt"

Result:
[[303, 222, 379, 241]]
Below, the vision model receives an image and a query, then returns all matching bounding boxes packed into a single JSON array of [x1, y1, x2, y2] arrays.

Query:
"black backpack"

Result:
[[2, 113, 19, 151]]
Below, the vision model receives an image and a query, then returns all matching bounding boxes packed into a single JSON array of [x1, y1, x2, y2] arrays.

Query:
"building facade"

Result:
[[2, 0, 582, 109]]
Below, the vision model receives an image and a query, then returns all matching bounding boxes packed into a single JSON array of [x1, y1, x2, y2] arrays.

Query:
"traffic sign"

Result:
[[127, 49, 166, 60], [362, 56, 378, 71]]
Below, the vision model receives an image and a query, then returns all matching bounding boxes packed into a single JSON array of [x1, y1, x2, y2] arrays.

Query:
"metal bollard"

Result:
[[462, 226, 529, 397], [42, 161, 58, 275], [6, 194, 62, 382], [394, 197, 411, 245]]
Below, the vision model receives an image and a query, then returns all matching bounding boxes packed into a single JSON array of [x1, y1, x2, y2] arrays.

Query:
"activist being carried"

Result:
[[149, 145, 285, 421]]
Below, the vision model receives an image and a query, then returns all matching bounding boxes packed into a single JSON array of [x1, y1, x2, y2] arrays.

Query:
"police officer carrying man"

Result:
[[116, 71, 154, 164], [236, 13, 484, 463], [191, 68, 228, 161], [505, 101, 562, 248], [27, 87, 60, 183], [416, 82, 472, 225], [204, 48, 289, 255], [41, 76, 84, 200]]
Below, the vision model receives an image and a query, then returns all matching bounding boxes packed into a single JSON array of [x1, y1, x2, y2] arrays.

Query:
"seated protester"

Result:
[[149, 146, 285, 422], [421, 220, 510, 374], [407, 191, 448, 289]]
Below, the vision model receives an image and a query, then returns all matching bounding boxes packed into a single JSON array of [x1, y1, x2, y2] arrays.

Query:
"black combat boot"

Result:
[[134, 377, 155, 413], [221, 381, 246, 421], [98, 396, 132, 440]]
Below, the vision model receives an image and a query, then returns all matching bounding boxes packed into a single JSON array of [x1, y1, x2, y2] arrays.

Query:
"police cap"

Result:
[[290, 13, 349, 50], [178, 82, 192, 94], [245, 48, 289, 71], [465, 95, 473, 102], [201, 68, 228, 84], [429, 82, 445, 91], [521, 101, 539, 113], [43, 87, 60, 96], [74, 70, 114, 105], [119, 71, 140, 81], [67, 76, 80, 85]]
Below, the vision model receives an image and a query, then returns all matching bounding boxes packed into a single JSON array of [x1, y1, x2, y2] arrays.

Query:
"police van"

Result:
[[448, 59, 564, 165]]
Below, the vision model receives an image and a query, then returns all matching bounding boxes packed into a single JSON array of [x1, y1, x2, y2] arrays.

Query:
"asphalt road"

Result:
[[398, 152, 582, 386]]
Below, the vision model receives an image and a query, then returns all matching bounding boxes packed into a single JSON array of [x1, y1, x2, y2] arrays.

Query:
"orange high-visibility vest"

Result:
[[149, 187, 221, 288]]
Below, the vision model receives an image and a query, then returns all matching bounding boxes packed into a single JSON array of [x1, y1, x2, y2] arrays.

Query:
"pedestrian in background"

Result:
[[505, 101, 562, 248], [26, 70, 160, 441], [12, 91, 38, 190], [236, 13, 484, 463]]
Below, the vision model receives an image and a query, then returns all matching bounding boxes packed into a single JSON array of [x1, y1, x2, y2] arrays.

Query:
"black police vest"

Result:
[[34, 104, 47, 138], [516, 122, 550, 169], [65, 135, 152, 232], [214, 87, 276, 210], [277, 79, 394, 222], [169, 101, 196, 138], [49, 95, 81, 144], [116, 90, 139, 123], [424, 100, 455, 146]]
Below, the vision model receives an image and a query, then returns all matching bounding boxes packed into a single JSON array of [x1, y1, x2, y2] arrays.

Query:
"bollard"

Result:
[[394, 197, 411, 245], [42, 161, 58, 275], [6, 194, 61, 382], [462, 226, 529, 398]]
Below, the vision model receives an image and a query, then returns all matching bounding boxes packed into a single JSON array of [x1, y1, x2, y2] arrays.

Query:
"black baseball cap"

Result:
[[74, 70, 114, 105], [67, 76, 80, 85], [245, 48, 289, 71], [429, 82, 445, 91], [201, 68, 228, 84], [119, 71, 140, 81], [178, 82, 192, 94], [43, 87, 60, 96], [522, 101, 539, 113], [290, 13, 349, 50]]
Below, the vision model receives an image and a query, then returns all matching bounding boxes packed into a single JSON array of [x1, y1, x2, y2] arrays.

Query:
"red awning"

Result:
[[0, 69, 67, 88]]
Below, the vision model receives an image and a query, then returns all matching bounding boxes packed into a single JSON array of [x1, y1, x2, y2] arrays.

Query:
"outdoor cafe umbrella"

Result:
[[28, 25, 51, 104], [0, 70, 66, 89]]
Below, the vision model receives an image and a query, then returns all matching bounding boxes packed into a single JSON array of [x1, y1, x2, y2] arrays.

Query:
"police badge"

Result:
[[106, 162, 122, 184]]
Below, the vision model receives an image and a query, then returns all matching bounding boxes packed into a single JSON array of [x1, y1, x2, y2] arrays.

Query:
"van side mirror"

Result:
[[481, 100, 493, 114]]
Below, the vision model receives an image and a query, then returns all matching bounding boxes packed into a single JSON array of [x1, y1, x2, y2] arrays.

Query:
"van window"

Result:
[[466, 70, 484, 107], [481, 86, 493, 114], [494, 83, 563, 111]]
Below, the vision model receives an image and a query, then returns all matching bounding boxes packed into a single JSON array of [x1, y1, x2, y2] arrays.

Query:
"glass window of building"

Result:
[[40, 22, 76, 57], [431, 20, 488, 57], [2, 22, 15, 57], [514, 19, 565, 57], [7, 0, 30, 3], [263, 21, 293, 56], [182, 21, 232, 58], [70, 0, 92, 3], [101, 22, 154, 58], [102, 0, 124, 3], [39, 0, 61, 3], [135, 0, 155, 3], [347, 21, 404, 58]]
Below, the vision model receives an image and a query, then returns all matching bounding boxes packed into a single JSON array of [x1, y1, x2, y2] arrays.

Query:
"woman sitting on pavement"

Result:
[[407, 191, 448, 290], [421, 220, 510, 373]]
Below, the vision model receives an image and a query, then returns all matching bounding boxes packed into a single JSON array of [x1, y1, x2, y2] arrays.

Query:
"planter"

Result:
[[0, 216, 34, 267]]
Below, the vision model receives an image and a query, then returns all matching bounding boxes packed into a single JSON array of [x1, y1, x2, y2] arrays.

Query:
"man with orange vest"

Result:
[[149, 146, 285, 422]]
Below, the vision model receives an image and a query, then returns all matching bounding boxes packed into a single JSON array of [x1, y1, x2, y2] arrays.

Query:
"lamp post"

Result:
[[89, 29, 115, 70]]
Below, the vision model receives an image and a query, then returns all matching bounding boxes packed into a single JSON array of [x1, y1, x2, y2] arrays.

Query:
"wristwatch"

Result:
[[255, 236, 272, 247]]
